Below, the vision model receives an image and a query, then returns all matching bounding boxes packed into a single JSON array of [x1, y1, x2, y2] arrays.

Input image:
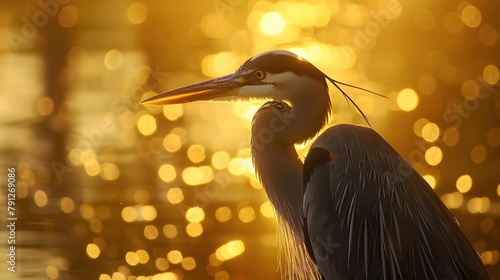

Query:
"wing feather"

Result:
[[303, 124, 491, 280]]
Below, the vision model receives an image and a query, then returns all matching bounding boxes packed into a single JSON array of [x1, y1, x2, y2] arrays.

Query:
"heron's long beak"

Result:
[[141, 73, 244, 105]]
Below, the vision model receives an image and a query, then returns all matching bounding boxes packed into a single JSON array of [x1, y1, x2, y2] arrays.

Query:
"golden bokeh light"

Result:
[[136, 249, 150, 264], [425, 146, 442, 166], [152, 272, 177, 280], [215, 206, 232, 222], [456, 174, 473, 193], [483, 64, 500, 85], [68, 149, 81, 165], [481, 250, 500, 266], [422, 175, 436, 189], [228, 157, 254, 176], [443, 127, 460, 146], [121, 205, 157, 222], [127, 2, 148, 25], [59, 197, 75, 214], [238, 206, 256, 223], [37, 96, 54, 116], [250, 177, 263, 190], [396, 88, 419, 111], [215, 240, 245, 261], [34, 190, 48, 207], [166, 187, 184, 204], [441, 192, 464, 209], [202, 52, 239, 78], [137, 114, 157, 136], [100, 163, 120, 181], [167, 250, 183, 264], [460, 4, 482, 28], [144, 225, 159, 240], [260, 201, 274, 218], [181, 166, 213, 186], [200, 13, 232, 39], [185, 207, 205, 223], [104, 49, 124, 71], [126, 252, 139, 266], [338, 3, 363, 26], [141, 205, 157, 221], [86, 243, 100, 259], [58, 6, 78, 28], [181, 257, 196, 271], [156, 257, 169, 271], [187, 144, 206, 163], [46, 265, 59, 280], [279, 2, 322, 28], [99, 274, 112, 280], [461, 79, 479, 100], [186, 222, 203, 237], [212, 151, 230, 170], [163, 104, 184, 121], [478, 24, 498, 46], [421, 122, 440, 142], [163, 133, 182, 153], [80, 203, 95, 220], [260, 12, 285, 36], [413, 118, 429, 137], [159, 164, 177, 183], [163, 224, 178, 239], [467, 197, 490, 214], [215, 271, 230, 280], [470, 145, 487, 164], [80, 149, 97, 165], [84, 159, 100, 176], [121, 206, 138, 223]]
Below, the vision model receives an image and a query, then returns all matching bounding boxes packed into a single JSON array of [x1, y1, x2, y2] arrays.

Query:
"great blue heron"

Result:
[[142, 50, 491, 279]]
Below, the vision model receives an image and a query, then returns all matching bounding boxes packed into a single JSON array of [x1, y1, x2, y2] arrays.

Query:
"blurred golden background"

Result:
[[0, 0, 499, 279]]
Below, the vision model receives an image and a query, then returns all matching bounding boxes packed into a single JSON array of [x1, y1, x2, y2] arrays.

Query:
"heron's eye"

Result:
[[254, 70, 266, 80]]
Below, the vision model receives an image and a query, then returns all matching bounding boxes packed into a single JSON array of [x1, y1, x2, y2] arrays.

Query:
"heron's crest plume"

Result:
[[240, 50, 384, 127]]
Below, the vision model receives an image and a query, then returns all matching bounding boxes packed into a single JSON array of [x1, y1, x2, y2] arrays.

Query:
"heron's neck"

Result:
[[252, 85, 331, 235], [253, 143, 304, 234], [290, 94, 331, 144], [283, 77, 331, 144]]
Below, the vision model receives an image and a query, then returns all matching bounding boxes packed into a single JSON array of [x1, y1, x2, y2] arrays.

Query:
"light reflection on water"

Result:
[[1, 1, 499, 279], [0, 50, 278, 279]]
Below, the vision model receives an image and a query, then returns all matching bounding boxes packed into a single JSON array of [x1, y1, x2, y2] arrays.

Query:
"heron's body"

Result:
[[142, 50, 491, 279], [304, 124, 488, 279]]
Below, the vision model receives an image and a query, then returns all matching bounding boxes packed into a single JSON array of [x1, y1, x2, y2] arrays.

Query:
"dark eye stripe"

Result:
[[239, 52, 327, 87]]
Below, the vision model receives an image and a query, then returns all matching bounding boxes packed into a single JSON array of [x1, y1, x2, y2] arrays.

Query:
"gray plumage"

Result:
[[303, 124, 490, 279]]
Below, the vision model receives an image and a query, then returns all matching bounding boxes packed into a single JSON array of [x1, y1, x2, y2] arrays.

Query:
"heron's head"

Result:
[[141, 50, 329, 105]]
